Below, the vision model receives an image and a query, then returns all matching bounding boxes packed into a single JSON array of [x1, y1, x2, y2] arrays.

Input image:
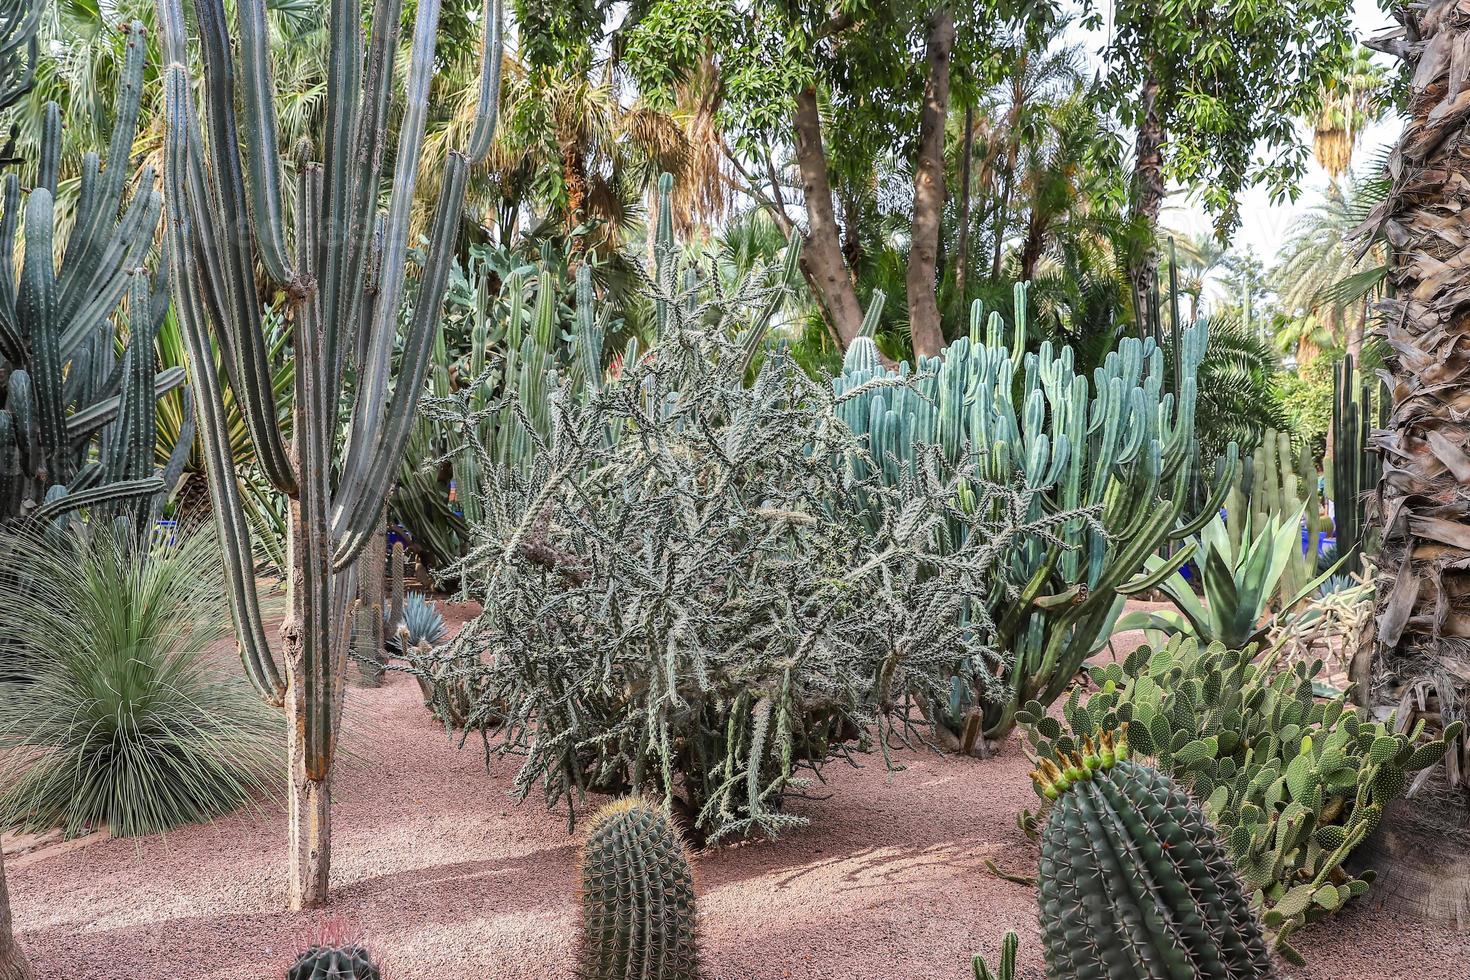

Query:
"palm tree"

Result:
[[1271, 176, 1388, 360], [1161, 228, 1226, 323], [1311, 45, 1387, 179], [1356, 0, 1470, 773]]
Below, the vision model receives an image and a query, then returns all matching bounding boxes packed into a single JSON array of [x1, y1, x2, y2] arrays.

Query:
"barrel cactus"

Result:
[[287, 944, 380, 980], [579, 798, 699, 980], [1034, 730, 1276, 980]]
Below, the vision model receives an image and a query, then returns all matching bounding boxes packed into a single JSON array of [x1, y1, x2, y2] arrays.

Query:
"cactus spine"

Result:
[[580, 798, 700, 980], [0, 25, 189, 527], [0, 0, 40, 116], [287, 945, 381, 980], [154, 0, 504, 908], [1034, 734, 1276, 980], [833, 294, 1236, 739]]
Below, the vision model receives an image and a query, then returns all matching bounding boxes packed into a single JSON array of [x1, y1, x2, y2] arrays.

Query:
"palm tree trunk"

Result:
[[1127, 74, 1166, 337], [906, 5, 955, 359], [791, 86, 865, 347], [954, 101, 975, 300], [1357, 0, 1470, 789], [0, 843, 34, 980]]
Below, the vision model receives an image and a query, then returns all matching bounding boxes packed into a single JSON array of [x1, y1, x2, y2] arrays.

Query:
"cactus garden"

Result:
[[0, 0, 1467, 978]]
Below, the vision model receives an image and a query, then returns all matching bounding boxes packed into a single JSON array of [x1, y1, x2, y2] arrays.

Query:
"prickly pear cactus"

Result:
[[579, 798, 698, 980], [286, 944, 381, 980], [1034, 731, 1276, 980]]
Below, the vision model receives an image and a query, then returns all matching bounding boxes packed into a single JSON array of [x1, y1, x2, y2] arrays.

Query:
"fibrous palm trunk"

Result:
[[0, 844, 32, 980], [1356, 0, 1470, 789]]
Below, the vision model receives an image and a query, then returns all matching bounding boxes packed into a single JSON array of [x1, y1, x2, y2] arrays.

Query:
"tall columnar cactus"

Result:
[[0, 0, 40, 116], [0, 24, 189, 528], [1329, 355, 1380, 575], [1227, 429, 1331, 604], [833, 286, 1236, 739], [579, 798, 700, 980], [1034, 733, 1277, 980], [154, 0, 504, 908]]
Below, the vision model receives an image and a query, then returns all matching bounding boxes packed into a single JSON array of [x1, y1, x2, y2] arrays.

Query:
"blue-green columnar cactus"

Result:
[[1034, 731, 1276, 979], [833, 284, 1236, 739], [0, 24, 192, 527]]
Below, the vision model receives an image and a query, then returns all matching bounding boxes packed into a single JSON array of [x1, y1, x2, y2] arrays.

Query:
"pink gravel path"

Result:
[[7, 623, 1465, 979]]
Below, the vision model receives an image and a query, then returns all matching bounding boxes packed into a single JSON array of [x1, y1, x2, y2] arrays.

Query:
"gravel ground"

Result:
[[6, 617, 1465, 979]]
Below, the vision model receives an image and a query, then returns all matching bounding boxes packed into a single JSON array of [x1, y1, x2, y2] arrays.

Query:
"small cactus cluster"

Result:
[[579, 798, 699, 980], [971, 931, 1017, 980], [1019, 635, 1463, 963], [1035, 733, 1277, 979]]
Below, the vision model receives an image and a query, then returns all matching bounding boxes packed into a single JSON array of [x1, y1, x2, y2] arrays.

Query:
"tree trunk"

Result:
[[0, 843, 33, 980], [1127, 74, 1166, 337], [792, 86, 865, 347], [906, 5, 954, 360], [1359, 0, 1470, 791], [954, 101, 975, 300], [1018, 211, 1048, 284], [280, 322, 342, 910], [990, 169, 1011, 282], [840, 191, 864, 284]]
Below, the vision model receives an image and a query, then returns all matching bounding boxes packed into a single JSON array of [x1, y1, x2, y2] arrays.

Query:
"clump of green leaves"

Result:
[[1018, 635, 1460, 965], [415, 265, 1097, 845], [0, 525, 281, 838]]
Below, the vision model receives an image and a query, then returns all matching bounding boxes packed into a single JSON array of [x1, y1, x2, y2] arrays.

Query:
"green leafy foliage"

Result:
[[1098, 0, 1355, 234], [0, 524, 280, 838], [1018, 636, 1462, 963]]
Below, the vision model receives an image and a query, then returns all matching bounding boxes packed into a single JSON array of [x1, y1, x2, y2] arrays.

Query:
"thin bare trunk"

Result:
[[990, 170, 1011, 282], [1358, 0, 1470, 790], [840, 191, 864, 284], [282, 499, 332, 910], [954, 102, 975, 299], [792, 86, 865, 347], [906, 6, 954, 359], [1128, 74, 1166, 337], [0, 842, 33, 980]]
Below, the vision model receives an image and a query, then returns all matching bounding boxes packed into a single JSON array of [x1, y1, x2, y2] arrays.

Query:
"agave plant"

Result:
[[1119, 507, 1343, 648], [0, 524, 280, 838]]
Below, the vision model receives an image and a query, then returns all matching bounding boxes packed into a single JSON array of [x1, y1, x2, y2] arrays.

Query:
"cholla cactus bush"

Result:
[[414, 248, 1100, 844], [1018, 635, 1462, 964]]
